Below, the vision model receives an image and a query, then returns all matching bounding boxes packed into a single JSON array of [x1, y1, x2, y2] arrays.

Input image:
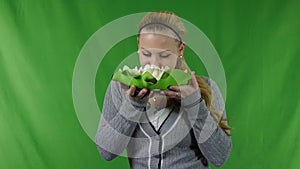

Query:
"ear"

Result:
[[179, 42, 186, 56]]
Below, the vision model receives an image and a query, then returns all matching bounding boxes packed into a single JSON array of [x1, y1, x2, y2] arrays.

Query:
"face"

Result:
[[138, 33, 181, 69]]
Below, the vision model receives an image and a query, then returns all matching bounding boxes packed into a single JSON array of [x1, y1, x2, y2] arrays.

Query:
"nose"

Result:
[[150, 56, 161, 67]]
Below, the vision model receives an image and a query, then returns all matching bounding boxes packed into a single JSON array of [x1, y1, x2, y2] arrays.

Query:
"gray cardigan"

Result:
[[96, 76, 232, 169]]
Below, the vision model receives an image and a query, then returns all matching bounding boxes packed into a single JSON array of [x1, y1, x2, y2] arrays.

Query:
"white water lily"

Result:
[[120, 64, 172, 80], [120, 65, 189, 77], [141, 64, 170, 80]]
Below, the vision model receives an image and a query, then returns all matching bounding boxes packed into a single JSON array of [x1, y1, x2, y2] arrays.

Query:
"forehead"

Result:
[[138, 33, 178, 50]]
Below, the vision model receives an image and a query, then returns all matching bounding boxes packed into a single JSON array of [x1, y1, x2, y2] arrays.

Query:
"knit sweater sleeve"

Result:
[[181, 78, 232, 167], [95, 80, 147, 161]]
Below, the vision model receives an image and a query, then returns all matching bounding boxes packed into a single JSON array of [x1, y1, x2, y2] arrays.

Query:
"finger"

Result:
[[169, 86, 180, 92], [142, 89, 151, 99], [127, 86, 136, 96], [149, 90, 154, 96], [161, 90, 177, 98], [137, 88, 148, 98], [190, 72, 199, 89]]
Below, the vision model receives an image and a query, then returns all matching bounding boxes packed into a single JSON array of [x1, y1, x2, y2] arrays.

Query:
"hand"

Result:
[[161, 71, 199, 100], [119, 83, 150, 100]]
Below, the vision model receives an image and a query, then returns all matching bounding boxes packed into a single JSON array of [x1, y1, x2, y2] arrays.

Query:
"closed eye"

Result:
[[160, 54, 171, 58], [142, 51, 151, 57]]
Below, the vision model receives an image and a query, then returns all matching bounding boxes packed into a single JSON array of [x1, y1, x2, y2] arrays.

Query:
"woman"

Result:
[[96, 11, 232, 169]]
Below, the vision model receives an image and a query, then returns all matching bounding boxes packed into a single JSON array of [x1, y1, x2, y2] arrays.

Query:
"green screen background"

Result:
[[1, 0, 299, 168]]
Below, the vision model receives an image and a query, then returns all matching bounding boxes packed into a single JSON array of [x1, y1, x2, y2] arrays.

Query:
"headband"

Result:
[[138, 22, 182, 43]]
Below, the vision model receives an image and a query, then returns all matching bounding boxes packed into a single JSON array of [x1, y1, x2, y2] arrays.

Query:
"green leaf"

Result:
[[112, 68, 192, 90]]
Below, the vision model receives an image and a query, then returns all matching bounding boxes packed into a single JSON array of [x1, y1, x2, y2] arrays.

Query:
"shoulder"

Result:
[[198, 75, 219, 92], [198, 75, 222, 96], [106, 80, 126, 99], [108, 80, 120, 90], [198, 75, 225, 106], [198, 75, 211, 86]]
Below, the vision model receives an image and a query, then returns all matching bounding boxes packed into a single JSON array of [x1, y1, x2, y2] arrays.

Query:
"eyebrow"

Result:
[[141, 47, 171, 54]]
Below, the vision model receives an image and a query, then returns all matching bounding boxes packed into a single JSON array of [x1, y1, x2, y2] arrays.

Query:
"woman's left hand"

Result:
[[161, 71, 199, 100]]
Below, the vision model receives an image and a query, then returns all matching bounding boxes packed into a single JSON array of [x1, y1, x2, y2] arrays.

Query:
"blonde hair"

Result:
[[138, 11, 232, 136]]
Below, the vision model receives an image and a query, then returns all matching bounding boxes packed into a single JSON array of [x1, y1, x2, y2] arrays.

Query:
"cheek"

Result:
[[163, 57, 178, 69], [139, 55, 148, 66]]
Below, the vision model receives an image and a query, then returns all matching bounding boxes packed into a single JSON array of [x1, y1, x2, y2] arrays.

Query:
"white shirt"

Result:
[[146, 105, 173, 131]]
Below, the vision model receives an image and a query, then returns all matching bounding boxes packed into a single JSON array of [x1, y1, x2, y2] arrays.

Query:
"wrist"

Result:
[[181, 89, 201, 107], [125, 94, 148, 109]]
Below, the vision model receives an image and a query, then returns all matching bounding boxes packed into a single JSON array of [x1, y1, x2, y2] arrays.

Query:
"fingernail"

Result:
[[138, 91, 144, 97]]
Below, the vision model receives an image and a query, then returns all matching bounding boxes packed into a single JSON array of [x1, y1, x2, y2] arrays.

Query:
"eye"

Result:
[[142, 51, 151, 57], [160, 54, 171, 58]]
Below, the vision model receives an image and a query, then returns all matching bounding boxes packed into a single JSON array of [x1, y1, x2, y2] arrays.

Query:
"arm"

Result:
[[182, 79, 232, 167], [95, 80, 147, 161]]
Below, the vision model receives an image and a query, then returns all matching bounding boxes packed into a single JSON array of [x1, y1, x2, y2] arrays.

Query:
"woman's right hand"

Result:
[[119, 83, 150, 100]]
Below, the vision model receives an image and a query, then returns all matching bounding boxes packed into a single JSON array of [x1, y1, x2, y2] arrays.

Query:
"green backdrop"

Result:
[[1, 0, 299, 169]]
